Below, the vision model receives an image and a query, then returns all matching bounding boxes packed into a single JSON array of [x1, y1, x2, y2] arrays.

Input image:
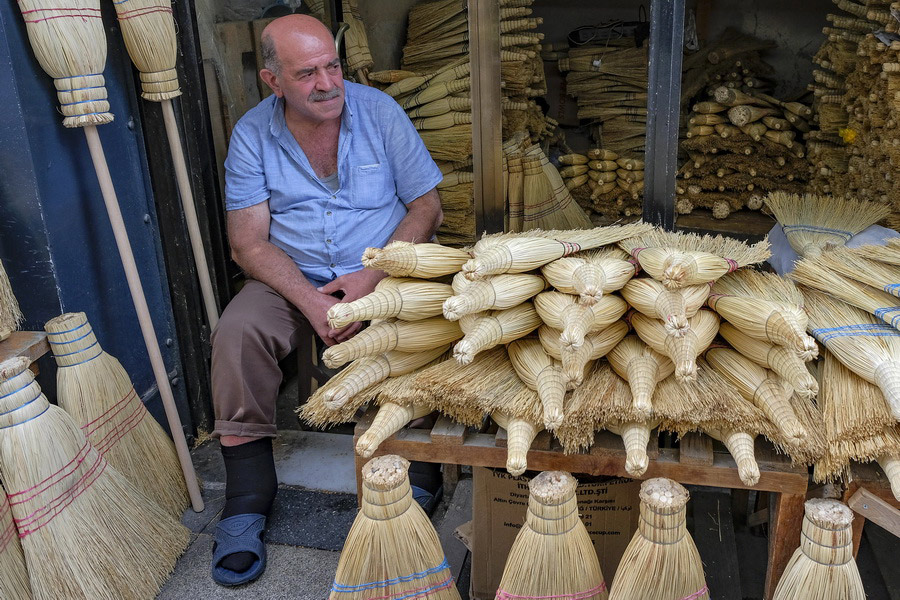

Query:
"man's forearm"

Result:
[[232, 241, 319, 311], [388, 188, 443, 245]]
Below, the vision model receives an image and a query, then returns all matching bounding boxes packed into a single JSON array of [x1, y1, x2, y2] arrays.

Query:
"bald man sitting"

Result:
[[209, 14, 443, 586]]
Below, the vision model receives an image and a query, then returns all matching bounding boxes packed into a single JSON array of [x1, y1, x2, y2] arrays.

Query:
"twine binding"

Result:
[[331, 558, 450, 593], [496, 581, 608, 600]]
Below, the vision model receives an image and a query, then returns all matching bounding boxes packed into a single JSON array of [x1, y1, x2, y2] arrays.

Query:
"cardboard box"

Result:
[[470, 467, 640, 600]]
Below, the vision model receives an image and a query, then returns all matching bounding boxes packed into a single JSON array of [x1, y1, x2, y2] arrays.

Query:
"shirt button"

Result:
[[326, 211, 332, 216], [326, 238, 332, 244], [331, 195, 336, 199], [330, 263, 335, 268]]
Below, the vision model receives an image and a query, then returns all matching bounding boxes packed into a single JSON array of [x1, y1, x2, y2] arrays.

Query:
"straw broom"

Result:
[[44, 312, 188, 518], [327, 278, 452, 329], [492, 412, 539, 477], [719, 322, 819, 399], [771, 499, 864, 600], [322, 317, 462, 368], [453, 303, 542, 365], [110, 0, 219, 329], [443, 273, 545, 321], [0, 357, 189, 598], [619, 229, 770, 289], [607, 335, 675, 420], [534, 291, 628, 352], [540, 248, 637, 305], [631, 310, 720, 382], [0, 482, 29, 600], [0, 260, 23, 341], [540, 322, 629, 386], [323, 345, 450, 409], [608, 478, 709, 600], [362, 241, 470, 278], [704, 427, 760, 486], [496, 471, 608, 600], [764, 191, 891, 257], [355, 403, 432, 458], [621, 278, 711, 337], [507, 338, 566, 430], [709, 269, 817, 360], [817, 245, 900, 299], [330, 455, 460, 600], [802, 289, 900, 421], [607, 420, 661, 477], [507, 151, 525, 233], [854, 241, 900, 267], [705, 348, 807, 443], [15, 0, 204, 511], [878, 455, 900, 501]]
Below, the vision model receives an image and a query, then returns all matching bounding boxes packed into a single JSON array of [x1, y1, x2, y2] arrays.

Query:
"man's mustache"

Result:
[[309, 88, 342, 102]]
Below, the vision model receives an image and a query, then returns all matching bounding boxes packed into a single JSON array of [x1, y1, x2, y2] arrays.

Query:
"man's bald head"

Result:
[[260, 14, 335, 76]]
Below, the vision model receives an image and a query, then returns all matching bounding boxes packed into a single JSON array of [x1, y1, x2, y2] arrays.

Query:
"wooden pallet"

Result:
[[353, 405, 808, 600], [842, 461, 900, 555]]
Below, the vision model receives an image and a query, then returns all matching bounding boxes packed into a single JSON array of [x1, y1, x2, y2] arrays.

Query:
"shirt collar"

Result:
[[268, 80, 353, 137]]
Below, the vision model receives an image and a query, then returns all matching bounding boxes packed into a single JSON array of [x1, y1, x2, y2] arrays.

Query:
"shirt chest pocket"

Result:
[[351, 163, 393, 209]]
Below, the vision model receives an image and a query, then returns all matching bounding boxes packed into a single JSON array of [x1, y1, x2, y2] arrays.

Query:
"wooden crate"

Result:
[[353, 405, 809, 600]]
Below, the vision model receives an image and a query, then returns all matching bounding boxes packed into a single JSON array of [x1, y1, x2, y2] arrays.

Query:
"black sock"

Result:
[[219, 438, 278, 573], [408, 461, 442, 495]]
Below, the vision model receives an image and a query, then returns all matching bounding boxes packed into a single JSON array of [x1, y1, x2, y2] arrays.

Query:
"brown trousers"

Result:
[[211, 280, 310, 439]]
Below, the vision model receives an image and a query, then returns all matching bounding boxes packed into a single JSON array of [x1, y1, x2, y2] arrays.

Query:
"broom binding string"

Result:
[[495, 582, 608, 600]]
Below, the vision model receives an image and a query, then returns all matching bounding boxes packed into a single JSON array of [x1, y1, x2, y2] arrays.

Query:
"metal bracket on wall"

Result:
[[643, 0, 686, 230]]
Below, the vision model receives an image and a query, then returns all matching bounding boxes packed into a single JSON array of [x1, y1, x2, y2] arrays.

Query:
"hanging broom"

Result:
[[534, 291, 628, 352], [764, 191, 891, 257], [608, 478, 709, 600], [540, 248, 637, 305], [607, 335, 675, 420], [0, 357, 189, 598], [705, 348, 807, 444], [607, 420, 660, 477], [621, 278, 711, 337], [618, 229, 770, 290], [507, 151, 525, 233], [496, 471, 608, 600], [330, 455, 460, 600], [539, 321, 630, 386], [323, 345, 450, 409], [704, 427, 760, 486], [44, 312, 188, 518], [814, 245, 900, 299], [0, 260, 23, 342], [327, 278, 452, 329], [718, 322, 819, 399], [709, 269, 817, 360], [631, 310, 720, 382], [520, 146, 593, 231], [355, 402, 432, 458], [771, 499, 864, 600], [14, 0, 203, 511], [361, 241, 471, 278], [492, 412, 539, 477], [443, 273, 545, 321], [507, 338, 566, 430], [109, 0, 219, 329], [802, 289, 900, 421], [0, 482, 29, 600], [322, 317, 461, 368], [453, 303, 542, 365]]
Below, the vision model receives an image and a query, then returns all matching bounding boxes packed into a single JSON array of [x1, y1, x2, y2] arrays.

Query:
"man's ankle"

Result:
[[221, 435, 261, 447]]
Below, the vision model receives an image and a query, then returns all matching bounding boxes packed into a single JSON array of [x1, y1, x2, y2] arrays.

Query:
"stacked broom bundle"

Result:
[[0, 260, 23, 342], [560, 149, 645, 221]]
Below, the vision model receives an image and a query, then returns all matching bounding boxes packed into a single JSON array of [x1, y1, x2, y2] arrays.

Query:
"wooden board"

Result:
[[848, 487, 900, 540], [0, 331, 49, 365], [215, 21, 262, 138], [692, 490, 742, 600], [677, 208, 775, 241]]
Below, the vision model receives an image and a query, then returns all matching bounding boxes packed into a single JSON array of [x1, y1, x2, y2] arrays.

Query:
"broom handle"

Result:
[[161, 100, 219, 330], [84, 125, 205, 513]]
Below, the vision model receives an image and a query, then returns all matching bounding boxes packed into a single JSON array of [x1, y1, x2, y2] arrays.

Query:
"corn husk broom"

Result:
[[534, 291, 628, 352], [355, 402, 432, 458], [606, 420, 661, 477], [816, 245, 900, 300], [539, 321, 629, 386], [606, 335, 675, 420], [540, 247, 637, 305], [621, 278, 711, 337], [323, 317, 461, 368], [443, 272, 545, 321], [507, 338, 566, 430], [492, 411, 540, 477], [454, 303, 542, 365], [631, 310, 720, 382], [328, 278, 452, 328], [362, 241, 470, 278]]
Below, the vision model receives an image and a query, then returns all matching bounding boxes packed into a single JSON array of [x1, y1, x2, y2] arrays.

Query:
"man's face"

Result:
[[271, 40, 345, 125]]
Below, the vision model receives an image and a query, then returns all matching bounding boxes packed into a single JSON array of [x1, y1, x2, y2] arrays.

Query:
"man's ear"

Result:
[[259, 69, 283, 97]]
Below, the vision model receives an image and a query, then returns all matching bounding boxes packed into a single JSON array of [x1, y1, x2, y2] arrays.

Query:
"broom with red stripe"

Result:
[[0, 481, 29, 599]]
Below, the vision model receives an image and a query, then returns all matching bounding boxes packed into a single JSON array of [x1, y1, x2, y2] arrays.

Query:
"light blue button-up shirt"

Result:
[[224, 81, 443, 286]]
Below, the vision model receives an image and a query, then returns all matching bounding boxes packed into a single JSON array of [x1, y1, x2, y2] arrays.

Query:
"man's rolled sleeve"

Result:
[[381, 100, 444, 204], [224, 121, 270, 211]]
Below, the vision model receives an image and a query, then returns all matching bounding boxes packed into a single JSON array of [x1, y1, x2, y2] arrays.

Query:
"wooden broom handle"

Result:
[[83, 125, 205, 513], [161, 100, 219, 330]]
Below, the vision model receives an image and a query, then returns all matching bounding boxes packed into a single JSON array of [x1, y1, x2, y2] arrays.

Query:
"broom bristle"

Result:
[[492, 411, 540, 476], [507, 338, 566, 429], [0, 482, 29, 599], [704, 428, 760, 486], [355, 403, 431, 458], [111, 0, 180, 101], [0, 260, 23, 335], [453, 303, 541, 365], [621, 278, 710, 336], [442, 273, 544, 320], [854, 242, 900, 266], [361, 241, 470, 278], [813, 245, 900, 300], [632, 310, 719, 382], [607, 335, 674, 419]]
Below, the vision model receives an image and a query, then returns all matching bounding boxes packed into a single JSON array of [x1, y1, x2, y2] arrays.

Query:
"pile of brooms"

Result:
[[558, 149, 645, 221], [300, 224, 838, 490]]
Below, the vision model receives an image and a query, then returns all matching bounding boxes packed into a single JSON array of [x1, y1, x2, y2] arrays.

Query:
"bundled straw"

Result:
[[443, 273, 545, 321], [772, 499, 864, 600], [45, 312, 188, 518], [631, 310, 720, 382], [802, 289, 900, 421], [454, 303, 542, 365], [328, 278, 452, 328], [322, 317, 462, 368], [355, 403, 432, 458], [621, 278, 710, 337], [705, 427, 760, 486], [492, 412, 540, 477], [508, 338, 566, 429], [534, 291, 627, 352], [540, 248, 637, 305], [0, 482, 29, 599], [329, 455, 460, 600], [539, 322, 629, 386], [855, 241, 900, 267], [709, 269, 817, 360], [607, 335, 675, 419], [619, 230, 770, 290], [607, 420, 660, 477], [608, 479, 709, 600], [0, 357, 189, 598], [764, 191, 891, 257], [362, 241, 470, 278], [0, 260, 23, 340], [816, 245, 900, 299], [496, 471, 608, 600]]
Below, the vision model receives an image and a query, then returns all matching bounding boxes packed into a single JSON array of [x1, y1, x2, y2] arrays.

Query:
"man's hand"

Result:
[[303, 291, 360, 346], [318, 268, 386, 339]]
